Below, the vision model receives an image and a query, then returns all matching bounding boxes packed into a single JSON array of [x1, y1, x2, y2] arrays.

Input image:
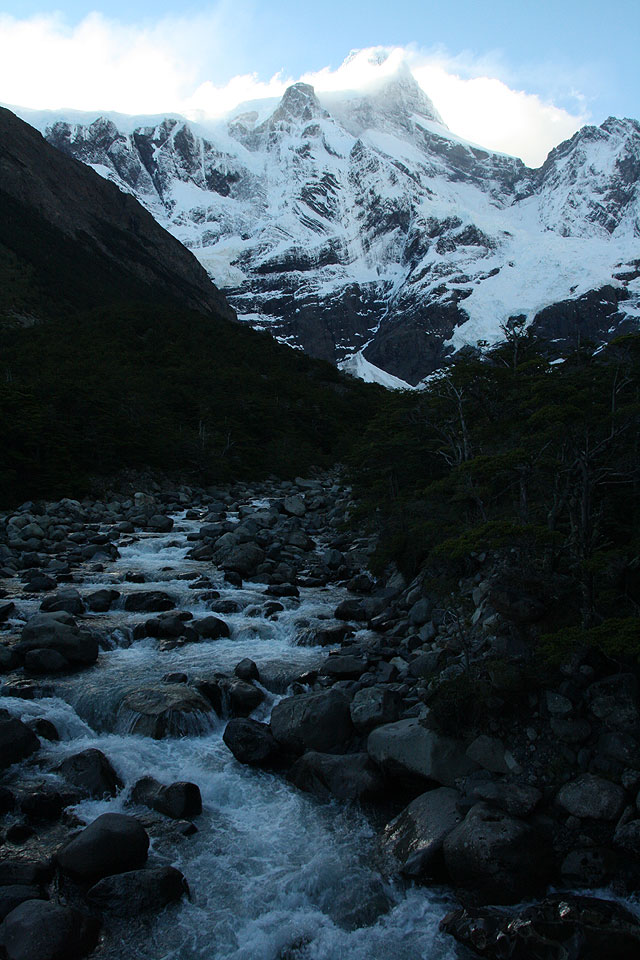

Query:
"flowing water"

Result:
[[1, 512, 457, 959]]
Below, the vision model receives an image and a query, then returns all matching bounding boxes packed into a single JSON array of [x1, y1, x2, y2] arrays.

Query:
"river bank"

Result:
[[1, 471, 639, 959]]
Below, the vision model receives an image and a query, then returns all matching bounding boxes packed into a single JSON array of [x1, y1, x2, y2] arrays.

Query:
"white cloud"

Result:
[[0, 14, 588, 166]]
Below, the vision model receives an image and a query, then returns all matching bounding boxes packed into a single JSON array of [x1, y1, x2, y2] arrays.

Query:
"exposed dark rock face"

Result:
[[0, 106, 235, 321]]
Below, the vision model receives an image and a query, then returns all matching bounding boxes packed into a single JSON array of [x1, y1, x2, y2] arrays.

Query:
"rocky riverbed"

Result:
[[0, 471, 639, 959]]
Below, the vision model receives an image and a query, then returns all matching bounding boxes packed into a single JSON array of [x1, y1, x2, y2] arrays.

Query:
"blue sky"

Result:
[[1, 1, 637, 164]]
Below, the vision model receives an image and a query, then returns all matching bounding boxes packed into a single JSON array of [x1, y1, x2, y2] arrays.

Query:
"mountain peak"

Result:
[[270, 82, 327, 125]]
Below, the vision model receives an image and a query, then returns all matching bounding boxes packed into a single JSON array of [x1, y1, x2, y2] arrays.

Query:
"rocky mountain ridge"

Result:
[[15, 66, 640, 384]]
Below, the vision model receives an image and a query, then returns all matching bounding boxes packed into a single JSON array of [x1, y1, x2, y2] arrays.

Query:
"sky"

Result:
[[0, 0, 637, 166]]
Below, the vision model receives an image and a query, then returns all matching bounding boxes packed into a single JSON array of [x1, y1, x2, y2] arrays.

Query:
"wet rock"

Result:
[[23, 648, 68, 674], [367, 719, 477, 787], [123, 591, 176, 613], [288, 751, 384, 802], [440, 895, 640, 960], [56, 812, 149, 881], [458, 779, 542, 818], [144, 612, 195, 640], [55, 748, 122, 798], [321, 655, 368, 680], [465, 735, 509, 775], [118, 684, 214, 738], [20, 787, 67, 822], [382, 787, 462, 878], [146, 515, 174, 533], [561, 847, 620, 886], [234, 658, 259, 682], [17, 612, 98, 665], [0, 717, 40, 769], [0, 862, 53, 887], [443, 802, 551, 903], [556, 774, 626, 821], [40, 589, 84, 616], [193, 616, 230, 639], [221, 543, 265, 576], [87, 865, 186, 916], [0, 886, 44, 924], [223, 718, 282, 767], [0, 601, 16, 622], [614, 819, 640, 856], [270, 689, 354, 753], [330, 877, 391, 931], [0, 900, 100, 960], [85, 589, 120, 612], [131, 776, 202, 819], [334, 599, 367, 622], [350, 686, 402, 734]]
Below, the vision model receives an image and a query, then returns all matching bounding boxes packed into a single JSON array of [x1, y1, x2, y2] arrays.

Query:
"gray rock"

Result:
[[234, 658, 259, 682], [131, 776, 202, 819], [118, 684, 214, 738], [556, 774, 626, 820], [561, 847, 619, 887], [382, 787, 462, 877], [321, 655, 368, 680], [0, 886, 44, 924], [55, 748, 122, 798], [282, 495, 306, 517], [0, 717, 40, 770], [0, 900, 100, 960], [288, 751, 384, 801], [193, 616, 230, 639], [23, 648, 67, 674], [123, 591, 175, 613], [443, 803, 551, 903], [459, 779, 542, 817], [146, 515, 174, 533], [334, 599, 367, 621], [408, 597, 432, 626], [465, 735, 509, 775], [350, 686, 401, 734], [550, 716, 592, 743], [222, 543, 265, 576], [614, 819, 640, 856], [18, 612, 98, 665], [56, 812, 149, 881], [367, 719, 477, 787], [40, 589, 84, 616], [85, 589, 120, 612], [87, 865, 186, 916], [223, 718, 282, 767], [441, 895, 640, 960], [271, 689, 354, 753]]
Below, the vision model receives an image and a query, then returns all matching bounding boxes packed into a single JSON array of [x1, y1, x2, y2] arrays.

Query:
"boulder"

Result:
[[223, 718, 282, 767], [288, 751, 384, 801], [0, 887, 44, 924], [131, 776, 202, 819], [85, 589, 120, 612], [270, 689, 354, 753], [282, 495, 306, 517], [221, 543, 265, 576], [0, 900, 100, 960], [441, 895, 640, 960], [193, 616, 230, 639], [465, 735, 509, 774], [350, 686, 401, 734], [367, 719, 477, 787], [443, 802, 551, 903], [234, 658, 259, 682], [146, 515, 174, 533], [0, 717, 40, 770], [118, 684, 214, 738], [17, 612, 98, 665], [321, 655, 368, 680], [459, 779, 542, 818], [614, 819, 640, 856], [382, 787, 462, 878], [561, 847, 620, 887], [39, 589, 84, 616], [334, 599, 367, 622], [23, 649, 68, 674], [54, 748, 122, 798], [556, 774, 626, 821], [87, 865, 186, 916], [123, 591, 175, 613], [56, 813, 149, 881]]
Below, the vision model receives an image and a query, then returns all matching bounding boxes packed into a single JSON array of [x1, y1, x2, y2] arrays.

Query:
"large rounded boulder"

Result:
[[270, 689, 354, 754], [117, 684, 214, 738], [56, 813, 149, 882]]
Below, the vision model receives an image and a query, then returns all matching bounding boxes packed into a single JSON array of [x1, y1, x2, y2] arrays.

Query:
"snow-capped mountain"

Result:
[[15, 63, 640, 385]]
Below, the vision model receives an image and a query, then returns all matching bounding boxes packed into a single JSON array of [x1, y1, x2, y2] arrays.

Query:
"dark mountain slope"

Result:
[[0, 107, 379, 505], [0, 106, 234, 321]]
